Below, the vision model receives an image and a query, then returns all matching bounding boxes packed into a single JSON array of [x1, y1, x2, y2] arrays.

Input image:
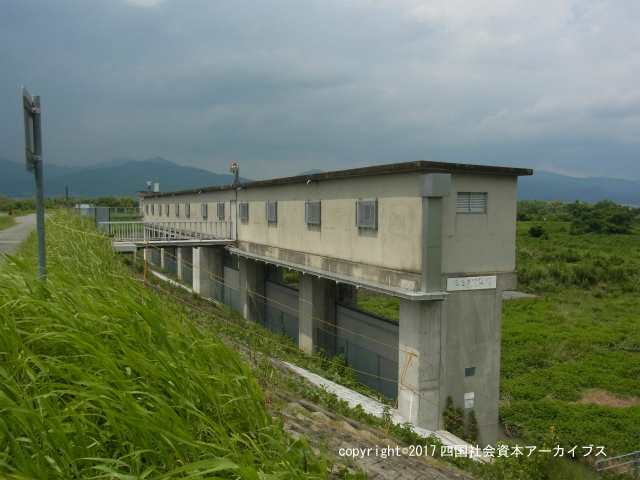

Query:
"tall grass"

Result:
[[0, 213, 325, 479]]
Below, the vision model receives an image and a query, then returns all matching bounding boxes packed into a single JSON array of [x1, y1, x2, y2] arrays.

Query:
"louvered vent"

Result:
[[457, 193, 487, 213], [356, 200, 377, 228], [305, 201, 321, 225]]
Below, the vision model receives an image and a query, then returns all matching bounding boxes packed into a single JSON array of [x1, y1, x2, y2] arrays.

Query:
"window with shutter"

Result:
[[457, 192, 487, 213], [355, 200, 377, 229], [305, 201, 321, 225], [239, 202, 249, 220], [266, 202, 277, 222]]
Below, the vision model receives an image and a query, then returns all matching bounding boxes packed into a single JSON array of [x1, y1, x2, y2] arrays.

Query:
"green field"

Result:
[[500, 222, 640, 457]]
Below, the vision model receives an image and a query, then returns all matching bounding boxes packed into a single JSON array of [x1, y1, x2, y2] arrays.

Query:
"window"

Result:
[[175, 204, 180, 216], [151, 204, 154, 215], [457, 193, 487, 213], [165, 204, 169, 216], [266, 201, 277, 222], [305, 201, 321, 225], [145, 204, 148, 214], [201, 203, 208, 219], [217, 202, 225, 219], [356, 200, 377, 229], [158, 204, 162, 216], [185, 203, 191, 218], [239, 202, 249, 220]]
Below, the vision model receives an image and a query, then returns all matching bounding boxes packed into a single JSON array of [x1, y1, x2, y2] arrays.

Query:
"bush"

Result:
[[528, 225, 547, 238]]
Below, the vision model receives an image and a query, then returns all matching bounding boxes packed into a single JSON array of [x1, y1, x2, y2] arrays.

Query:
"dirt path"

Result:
[[0, 214, 37, 256]]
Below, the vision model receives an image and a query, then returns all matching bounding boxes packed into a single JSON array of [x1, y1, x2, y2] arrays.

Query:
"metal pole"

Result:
[[32, 95, 46, 282]]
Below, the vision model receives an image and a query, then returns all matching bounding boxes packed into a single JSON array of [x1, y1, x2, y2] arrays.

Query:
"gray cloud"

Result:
[[1, 0, 638, 181]]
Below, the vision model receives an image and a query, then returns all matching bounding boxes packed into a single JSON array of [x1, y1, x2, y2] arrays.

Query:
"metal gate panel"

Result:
[[265, 281, 299, 345], [334, 305, 399, 398], [223, 266, 240, 312]]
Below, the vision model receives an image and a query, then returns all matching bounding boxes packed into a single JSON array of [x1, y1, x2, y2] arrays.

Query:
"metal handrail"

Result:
[[99, 221, 235, 242], [596, 451, 639, 478]]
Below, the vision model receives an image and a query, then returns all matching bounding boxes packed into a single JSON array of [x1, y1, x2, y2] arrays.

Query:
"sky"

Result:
[[1, 0, 639, 181]]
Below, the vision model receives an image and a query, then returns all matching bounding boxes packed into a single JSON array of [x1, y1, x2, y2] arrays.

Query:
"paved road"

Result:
[[0, 214, 37, 256]]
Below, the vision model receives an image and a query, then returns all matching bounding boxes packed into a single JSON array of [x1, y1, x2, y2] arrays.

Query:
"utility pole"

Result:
[[23, 86, 46, 282]]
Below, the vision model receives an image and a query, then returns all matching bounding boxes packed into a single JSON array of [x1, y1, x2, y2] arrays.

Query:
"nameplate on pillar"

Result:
[[447, 276, 496, 291]]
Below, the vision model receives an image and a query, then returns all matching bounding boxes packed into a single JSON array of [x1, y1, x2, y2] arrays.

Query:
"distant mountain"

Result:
[[296, 169, 324, 176], [518, 171, 640, 205], [2, 158, 638, 205], [0, 157, 251, 199]]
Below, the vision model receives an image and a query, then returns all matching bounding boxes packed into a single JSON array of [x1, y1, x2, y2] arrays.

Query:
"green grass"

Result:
[[357, 294, 399, 321], [0, 213, 326, 479], [0, 215, 17, 231], [500, 223, 640, 457]]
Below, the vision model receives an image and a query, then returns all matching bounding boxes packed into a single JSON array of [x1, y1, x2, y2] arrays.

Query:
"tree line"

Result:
[[0, 195, 138, 213], [517, 199, 639, 234]]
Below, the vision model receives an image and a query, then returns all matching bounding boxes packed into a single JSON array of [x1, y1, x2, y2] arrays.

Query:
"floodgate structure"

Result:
[[106, 160, 532, 445]]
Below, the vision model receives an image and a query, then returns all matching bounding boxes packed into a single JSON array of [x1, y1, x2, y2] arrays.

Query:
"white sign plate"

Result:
[[447, 276, 496, 291]]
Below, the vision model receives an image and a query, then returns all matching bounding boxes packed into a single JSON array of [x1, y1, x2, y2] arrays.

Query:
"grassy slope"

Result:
[[0, 213, 325, 479], [500, 222, 640, 456], [0, 215, 17, 231]]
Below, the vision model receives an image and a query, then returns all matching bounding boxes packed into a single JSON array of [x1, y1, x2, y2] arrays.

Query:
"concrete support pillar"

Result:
[[180, 248, 193, 286], [239, 257, 266, 323], [160, 248, 166, 269], [398, 299, 443, 432], [298, 274, 336, 354], [177, 247, 184, 280], [398, 295, 501, 446], [193, 247, 223, 298]]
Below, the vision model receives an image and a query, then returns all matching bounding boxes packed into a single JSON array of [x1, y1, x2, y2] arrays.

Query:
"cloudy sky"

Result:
[[1, 0, 638, 180]]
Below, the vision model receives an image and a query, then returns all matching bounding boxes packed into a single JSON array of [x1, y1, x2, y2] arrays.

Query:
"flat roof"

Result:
[[143, 160, 533, 198]]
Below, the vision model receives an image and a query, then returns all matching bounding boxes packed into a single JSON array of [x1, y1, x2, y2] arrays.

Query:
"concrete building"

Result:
[[139, 160, 532, 444]]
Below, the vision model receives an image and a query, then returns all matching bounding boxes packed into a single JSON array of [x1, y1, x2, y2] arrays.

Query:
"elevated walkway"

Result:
[[99, 221, 235, 252]]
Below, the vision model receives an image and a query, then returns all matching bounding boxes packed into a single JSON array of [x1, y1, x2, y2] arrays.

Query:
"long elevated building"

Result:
[[139, 160, 532, 444]]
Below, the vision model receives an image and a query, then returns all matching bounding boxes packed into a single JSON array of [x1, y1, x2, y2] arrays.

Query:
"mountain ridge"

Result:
[[0, 157, 249, 199], [1, 157, 638, 205]]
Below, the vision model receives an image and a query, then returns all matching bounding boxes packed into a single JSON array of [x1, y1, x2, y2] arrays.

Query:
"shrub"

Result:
[[528, 225, 547, 238]]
